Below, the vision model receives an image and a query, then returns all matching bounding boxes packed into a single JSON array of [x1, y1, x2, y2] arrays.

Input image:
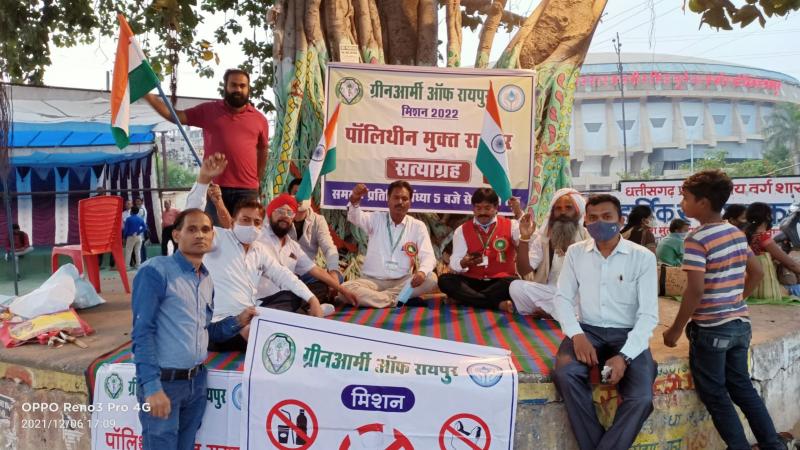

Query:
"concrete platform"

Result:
[[0, 270, 798, 449]]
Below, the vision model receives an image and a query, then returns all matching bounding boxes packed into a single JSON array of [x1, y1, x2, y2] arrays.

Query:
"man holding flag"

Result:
[[438, 188, 520, 310], [111, 14, 269, 226], [142, 69, 268, 225]]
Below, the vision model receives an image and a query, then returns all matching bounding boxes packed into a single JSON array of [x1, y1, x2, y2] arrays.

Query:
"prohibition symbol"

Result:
[[438, 413, 491, 450], [339, 422, 414, 450], [266, 399, 318, 450]]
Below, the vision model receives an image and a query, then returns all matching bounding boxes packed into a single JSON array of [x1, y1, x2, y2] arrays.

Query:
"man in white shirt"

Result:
[[438, 188, 520, 310], [186, 154, 325, 352], [504, 188, 589, 318], [133, 197, 148, 223], [287, 178, 344, 301], [342, 181, 438, 308], [250, 193, 357, 307], [551, 194, 658, 450]]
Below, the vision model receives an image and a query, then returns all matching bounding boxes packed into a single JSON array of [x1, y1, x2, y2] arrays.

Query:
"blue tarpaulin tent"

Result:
[[1, 84, 210, 246]]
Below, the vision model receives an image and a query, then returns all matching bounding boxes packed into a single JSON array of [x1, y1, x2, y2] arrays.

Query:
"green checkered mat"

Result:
[[86, 303, 564, 398], [327, 300, 564, 375]]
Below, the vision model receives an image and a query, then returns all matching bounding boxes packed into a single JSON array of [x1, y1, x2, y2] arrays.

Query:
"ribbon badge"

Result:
[[403, 242, 419, 272], [493, 237, 508, 262]]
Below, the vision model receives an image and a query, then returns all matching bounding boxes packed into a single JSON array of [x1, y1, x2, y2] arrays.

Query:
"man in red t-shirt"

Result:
[[160, 200, 181, 255], [144, 69, 269, 224], [438, 188, 521, 310]]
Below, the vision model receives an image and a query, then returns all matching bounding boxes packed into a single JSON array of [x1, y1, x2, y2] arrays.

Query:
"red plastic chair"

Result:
[[51, 195, 130, 294]]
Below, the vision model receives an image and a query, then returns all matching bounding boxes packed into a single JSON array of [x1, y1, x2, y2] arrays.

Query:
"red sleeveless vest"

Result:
[[462, 216, 517, 279]]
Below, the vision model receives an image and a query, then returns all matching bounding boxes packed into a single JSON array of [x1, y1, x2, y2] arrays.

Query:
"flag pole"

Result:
[[154, 84, 201, 166]]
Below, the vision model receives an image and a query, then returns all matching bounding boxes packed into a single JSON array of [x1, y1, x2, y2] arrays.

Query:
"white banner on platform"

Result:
[[616, 176, 800, 238], [91, 363, 242, 450], [242, 308, 518, 450]]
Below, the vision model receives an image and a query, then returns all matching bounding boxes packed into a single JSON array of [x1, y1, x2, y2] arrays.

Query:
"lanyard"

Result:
[[474, 222, 497, 252], [386, 215, 406, 256]]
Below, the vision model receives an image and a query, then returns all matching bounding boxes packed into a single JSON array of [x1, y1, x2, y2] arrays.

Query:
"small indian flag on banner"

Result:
[[111, 14, 159, 149], [476, 81, 512, 203], [295, 104, 341, 201]]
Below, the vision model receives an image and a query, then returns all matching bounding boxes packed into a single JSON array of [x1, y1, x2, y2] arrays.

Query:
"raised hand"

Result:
[[198, 153, 228, 183], [207, 183, 223, 204], [508, 197, 523, 219], [349, 183, 369, 204], [520, 206, 537, 239]]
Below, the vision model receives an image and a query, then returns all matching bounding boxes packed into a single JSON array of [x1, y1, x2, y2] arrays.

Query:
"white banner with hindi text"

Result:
[[242, 308, 518, 450]]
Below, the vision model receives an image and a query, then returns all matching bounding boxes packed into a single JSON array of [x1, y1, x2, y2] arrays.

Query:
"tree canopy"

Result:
[[0, 0, 796, 112]]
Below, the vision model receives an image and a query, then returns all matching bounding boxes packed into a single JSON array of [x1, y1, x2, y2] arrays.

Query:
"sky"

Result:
[[41, 0, 800, 99]]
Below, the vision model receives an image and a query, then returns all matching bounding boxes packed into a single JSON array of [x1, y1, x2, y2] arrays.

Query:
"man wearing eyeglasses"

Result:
[[251, 194, 358, 311], [184, 154, 327, 353]]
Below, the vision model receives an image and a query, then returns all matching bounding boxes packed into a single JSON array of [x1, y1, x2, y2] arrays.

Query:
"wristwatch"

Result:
[[619, 353, 633, 366]]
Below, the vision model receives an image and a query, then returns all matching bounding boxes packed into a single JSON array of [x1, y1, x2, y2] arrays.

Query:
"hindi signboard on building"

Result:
[[242, 308, 518, 449], [322, 63, 535, 214], [616, 177, 800, 238]]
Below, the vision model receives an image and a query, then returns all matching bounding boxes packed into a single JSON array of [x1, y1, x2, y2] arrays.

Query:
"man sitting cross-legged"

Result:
[[503, 188, 588, 318], [340, 181, 438, 308], [437, 187, 520, 310]]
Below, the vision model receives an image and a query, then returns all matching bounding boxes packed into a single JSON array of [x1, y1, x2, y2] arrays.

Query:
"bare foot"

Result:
[[499, 300, 516, 314]]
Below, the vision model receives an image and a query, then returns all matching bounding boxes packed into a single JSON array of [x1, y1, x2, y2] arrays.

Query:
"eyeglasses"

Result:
[[274, 208, 295, 218]]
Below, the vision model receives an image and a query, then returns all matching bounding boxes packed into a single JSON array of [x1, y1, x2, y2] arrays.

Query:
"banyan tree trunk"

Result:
[[495, 0, 608, 222], [265, 0, 607, 267]]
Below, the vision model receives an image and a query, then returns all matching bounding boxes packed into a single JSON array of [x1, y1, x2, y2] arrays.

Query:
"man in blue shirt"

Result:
[[123, 207, 146, 269], [131, 208, 256, 450]]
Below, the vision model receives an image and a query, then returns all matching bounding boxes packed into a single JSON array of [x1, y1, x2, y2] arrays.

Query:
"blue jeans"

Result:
[[687, 320, 781, 450], [552, 324, 657, 450], [137, 367, 208, 450]]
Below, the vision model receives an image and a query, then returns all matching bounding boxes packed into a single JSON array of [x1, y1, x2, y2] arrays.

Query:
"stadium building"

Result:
[[569, 53, 800, 190]]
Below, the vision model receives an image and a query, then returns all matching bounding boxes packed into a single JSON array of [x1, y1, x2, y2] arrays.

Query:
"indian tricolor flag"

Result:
[[476, 81, 512, 203], [111, 14, 159, 149], [295, 104, 341, 201]]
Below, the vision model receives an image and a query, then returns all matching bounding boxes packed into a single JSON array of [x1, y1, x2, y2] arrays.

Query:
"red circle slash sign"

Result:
[[339, 422, 414, 450], [438, 413, 491, 450], [266, 399, 319, 450]]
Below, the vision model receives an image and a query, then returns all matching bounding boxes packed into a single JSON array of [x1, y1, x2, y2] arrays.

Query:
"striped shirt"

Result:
[[683, 222, 752, 326]]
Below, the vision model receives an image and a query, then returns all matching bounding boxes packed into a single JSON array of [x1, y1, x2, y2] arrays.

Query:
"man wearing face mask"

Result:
[[503, 188, 589, 318], [213, 192, 358, 309], [437, 188, 520, 310], [551, 194, 658, 450], [185, 154, 325, 352], [342, 181, 438, 308], [144, 69, 268, 225], [656, 218, 690, 267]]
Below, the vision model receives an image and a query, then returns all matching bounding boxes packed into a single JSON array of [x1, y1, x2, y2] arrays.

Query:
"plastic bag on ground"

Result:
[[9, 265, 77, 319], [65, 265, 106, 310]]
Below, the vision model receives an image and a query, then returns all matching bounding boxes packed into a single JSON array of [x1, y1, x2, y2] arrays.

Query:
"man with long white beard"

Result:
[[502, 188, 588, 318]]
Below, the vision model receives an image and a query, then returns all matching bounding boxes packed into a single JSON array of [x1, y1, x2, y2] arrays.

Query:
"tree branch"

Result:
[[461, 0, 526, 29]]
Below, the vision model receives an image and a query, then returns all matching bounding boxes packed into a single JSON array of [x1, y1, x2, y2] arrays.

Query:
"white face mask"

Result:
[[233, 224, 260, 244]]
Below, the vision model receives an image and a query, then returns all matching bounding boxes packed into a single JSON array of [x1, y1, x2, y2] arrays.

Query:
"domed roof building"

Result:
[[569, 53, 800, 189]]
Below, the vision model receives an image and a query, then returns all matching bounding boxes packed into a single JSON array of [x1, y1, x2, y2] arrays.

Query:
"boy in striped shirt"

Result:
[[663, 169, 785, 450]]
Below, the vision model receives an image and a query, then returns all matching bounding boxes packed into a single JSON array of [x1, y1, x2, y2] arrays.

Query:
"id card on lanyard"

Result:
[[475, 222, 496, 267], [386, 215, 406, 271]]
